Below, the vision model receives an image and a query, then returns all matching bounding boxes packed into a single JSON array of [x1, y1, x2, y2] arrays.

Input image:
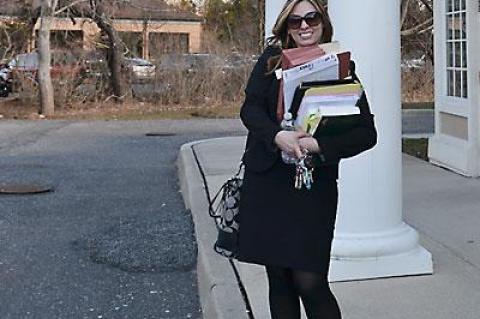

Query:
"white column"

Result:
[[265, 0, 286, 39], [328, 0, 433, 281]]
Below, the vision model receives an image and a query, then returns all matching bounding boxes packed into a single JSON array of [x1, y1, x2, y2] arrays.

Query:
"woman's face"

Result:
[[287, 1, 323, 47]]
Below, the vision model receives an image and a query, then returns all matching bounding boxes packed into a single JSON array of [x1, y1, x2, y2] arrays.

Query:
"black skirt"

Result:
[[237, 158, 338, 273]]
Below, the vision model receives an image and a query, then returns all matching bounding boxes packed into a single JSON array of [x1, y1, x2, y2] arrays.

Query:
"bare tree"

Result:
[[87, 0, 125, 102], [0, 25, 14, 61], [203, 0, 263, 53], [35, 0, 90, 115], [69, 0, 126, 102], [34, 0, 126, 115], [400, 0, 434, 62], [37, 0, 58, 116]]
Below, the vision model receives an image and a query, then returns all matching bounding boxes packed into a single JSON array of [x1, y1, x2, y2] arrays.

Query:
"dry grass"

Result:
[[142, 64, 251, 107], [52, 101, 241, 120], [0, 98, 241, 120], [1, 44, 436, 120], [2, 48, 252, 120], [401, 63, 434, 103]]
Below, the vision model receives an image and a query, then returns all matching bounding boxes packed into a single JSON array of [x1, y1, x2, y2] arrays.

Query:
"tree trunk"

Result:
[[37, 0, 55, 116], [90, 0, 125, 102], [103, 25, 124, 102], [258, 0, 265, 52]]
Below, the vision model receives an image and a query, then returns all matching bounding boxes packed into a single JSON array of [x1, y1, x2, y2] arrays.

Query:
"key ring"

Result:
[[293, 150, 315, 191]]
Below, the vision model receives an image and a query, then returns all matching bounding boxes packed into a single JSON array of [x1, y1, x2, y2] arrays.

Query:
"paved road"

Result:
[[402, 109, 434, 135], [0, 119, 245, 319]]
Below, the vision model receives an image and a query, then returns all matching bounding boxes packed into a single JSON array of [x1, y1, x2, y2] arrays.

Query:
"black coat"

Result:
[[240, 46, 377, 178], [237, 46, 377, 272]]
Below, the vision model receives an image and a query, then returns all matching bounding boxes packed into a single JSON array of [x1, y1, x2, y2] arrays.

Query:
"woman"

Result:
[[238, 0, 377, 318]]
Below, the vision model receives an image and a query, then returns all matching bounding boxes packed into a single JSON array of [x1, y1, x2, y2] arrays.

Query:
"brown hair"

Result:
[[266, 0, 333, 73]]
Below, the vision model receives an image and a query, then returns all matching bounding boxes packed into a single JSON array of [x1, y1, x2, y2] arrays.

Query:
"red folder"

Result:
[[281, 46, 351, 78], [276, 45, 351, 122]]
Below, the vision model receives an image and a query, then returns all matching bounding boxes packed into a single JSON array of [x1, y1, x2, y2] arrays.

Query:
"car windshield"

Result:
[[127, 58, 152, 66], [8, 52, 79, 69]]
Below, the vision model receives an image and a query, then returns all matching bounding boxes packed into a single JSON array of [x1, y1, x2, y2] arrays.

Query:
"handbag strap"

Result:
[[208, 162, 244, 218]]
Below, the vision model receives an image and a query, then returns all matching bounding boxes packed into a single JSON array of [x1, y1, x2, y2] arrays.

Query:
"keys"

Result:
[[295, 164, 303, 190], [294, 151, 314, 190]]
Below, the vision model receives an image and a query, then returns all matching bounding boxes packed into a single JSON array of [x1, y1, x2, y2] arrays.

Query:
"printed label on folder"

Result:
[[282, 54, 339, 115]]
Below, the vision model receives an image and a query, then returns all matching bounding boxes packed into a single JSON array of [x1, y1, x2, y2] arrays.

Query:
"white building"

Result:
[[429, 0, 480, 177]]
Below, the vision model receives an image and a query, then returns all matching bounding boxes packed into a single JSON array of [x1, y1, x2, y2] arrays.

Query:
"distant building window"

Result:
[[44, 30, 84, 50], [119, 32, 144, 58], [446, 0, 467, 98], [149, 33, 189, 57]]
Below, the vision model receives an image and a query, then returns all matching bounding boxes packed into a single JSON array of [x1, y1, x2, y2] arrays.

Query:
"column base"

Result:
[[328, 222, 433, 282]]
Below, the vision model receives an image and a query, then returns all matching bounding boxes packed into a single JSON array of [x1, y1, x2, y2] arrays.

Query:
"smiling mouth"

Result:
[[299, 31, 313, 39]]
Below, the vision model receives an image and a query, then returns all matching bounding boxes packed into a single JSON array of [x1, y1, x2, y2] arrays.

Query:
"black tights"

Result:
[[266, 266, 342, 319]]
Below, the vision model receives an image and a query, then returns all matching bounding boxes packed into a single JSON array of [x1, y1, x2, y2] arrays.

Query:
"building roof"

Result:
[[100, 0, 202, 22], [0, 0, 202, 22]]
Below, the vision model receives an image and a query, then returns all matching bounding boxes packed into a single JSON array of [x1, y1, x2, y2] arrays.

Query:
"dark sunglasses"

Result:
[[287, 11, 322, 30]]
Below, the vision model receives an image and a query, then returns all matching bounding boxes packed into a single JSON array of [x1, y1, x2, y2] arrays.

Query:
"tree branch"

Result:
[[417, 25, 434, 35], [418, 0, 433, 13], [401, 17, 433, 36], [55, 0, 89, 15], [400, 0, 411, 29], [1, 26, 13, 61]]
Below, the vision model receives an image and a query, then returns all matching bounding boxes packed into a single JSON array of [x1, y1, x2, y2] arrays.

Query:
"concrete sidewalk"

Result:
[[178, 136, 480, 319]]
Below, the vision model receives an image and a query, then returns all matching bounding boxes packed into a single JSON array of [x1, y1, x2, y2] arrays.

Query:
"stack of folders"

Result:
[[290, 79, 363, 136], [278, 42, 351, 120]]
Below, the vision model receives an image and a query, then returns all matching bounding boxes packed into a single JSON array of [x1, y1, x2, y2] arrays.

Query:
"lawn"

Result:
[[402, 138, 428, 161]]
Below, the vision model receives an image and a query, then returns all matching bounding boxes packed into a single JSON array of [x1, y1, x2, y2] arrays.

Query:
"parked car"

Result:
[[5, 53, 38, 87], [124, 57, 156, 80], [1, 52, 85, 92], [223, 53, 259, 71], [158, 53, 257, 74], [0, 63, 13, 97], [81, 54, 156, 81], [158, 53, 224, 73]]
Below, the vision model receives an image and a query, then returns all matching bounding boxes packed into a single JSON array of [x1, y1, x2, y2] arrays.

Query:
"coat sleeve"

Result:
[[240, 47, 282, 152], [313, 88, 378, 164]]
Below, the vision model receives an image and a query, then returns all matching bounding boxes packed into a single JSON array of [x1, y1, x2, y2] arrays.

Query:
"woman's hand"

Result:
[[274, 130, 308, 159], [299, 137, 320, 153]]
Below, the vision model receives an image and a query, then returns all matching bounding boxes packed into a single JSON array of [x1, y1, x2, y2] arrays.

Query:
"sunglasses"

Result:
[[287, 11, 322, 30]]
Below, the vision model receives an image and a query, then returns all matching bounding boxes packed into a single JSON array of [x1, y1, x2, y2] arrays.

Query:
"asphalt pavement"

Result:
[[0, 119, 245, 319], [0, 111, 432, 319], [402, 109, 434, 137]]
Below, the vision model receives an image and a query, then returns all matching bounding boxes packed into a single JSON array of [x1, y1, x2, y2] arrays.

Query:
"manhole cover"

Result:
[[145, 133, 176, 137], [0, 183, 53, 195]]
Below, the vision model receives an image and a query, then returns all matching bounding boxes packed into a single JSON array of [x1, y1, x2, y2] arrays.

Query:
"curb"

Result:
[[177, 140, 249, 319], [402, 133, 433, 139], [401, 108, 434, 113]]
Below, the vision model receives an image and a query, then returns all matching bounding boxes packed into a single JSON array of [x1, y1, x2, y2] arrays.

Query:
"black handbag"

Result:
[[208, 163, 244, 259]]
